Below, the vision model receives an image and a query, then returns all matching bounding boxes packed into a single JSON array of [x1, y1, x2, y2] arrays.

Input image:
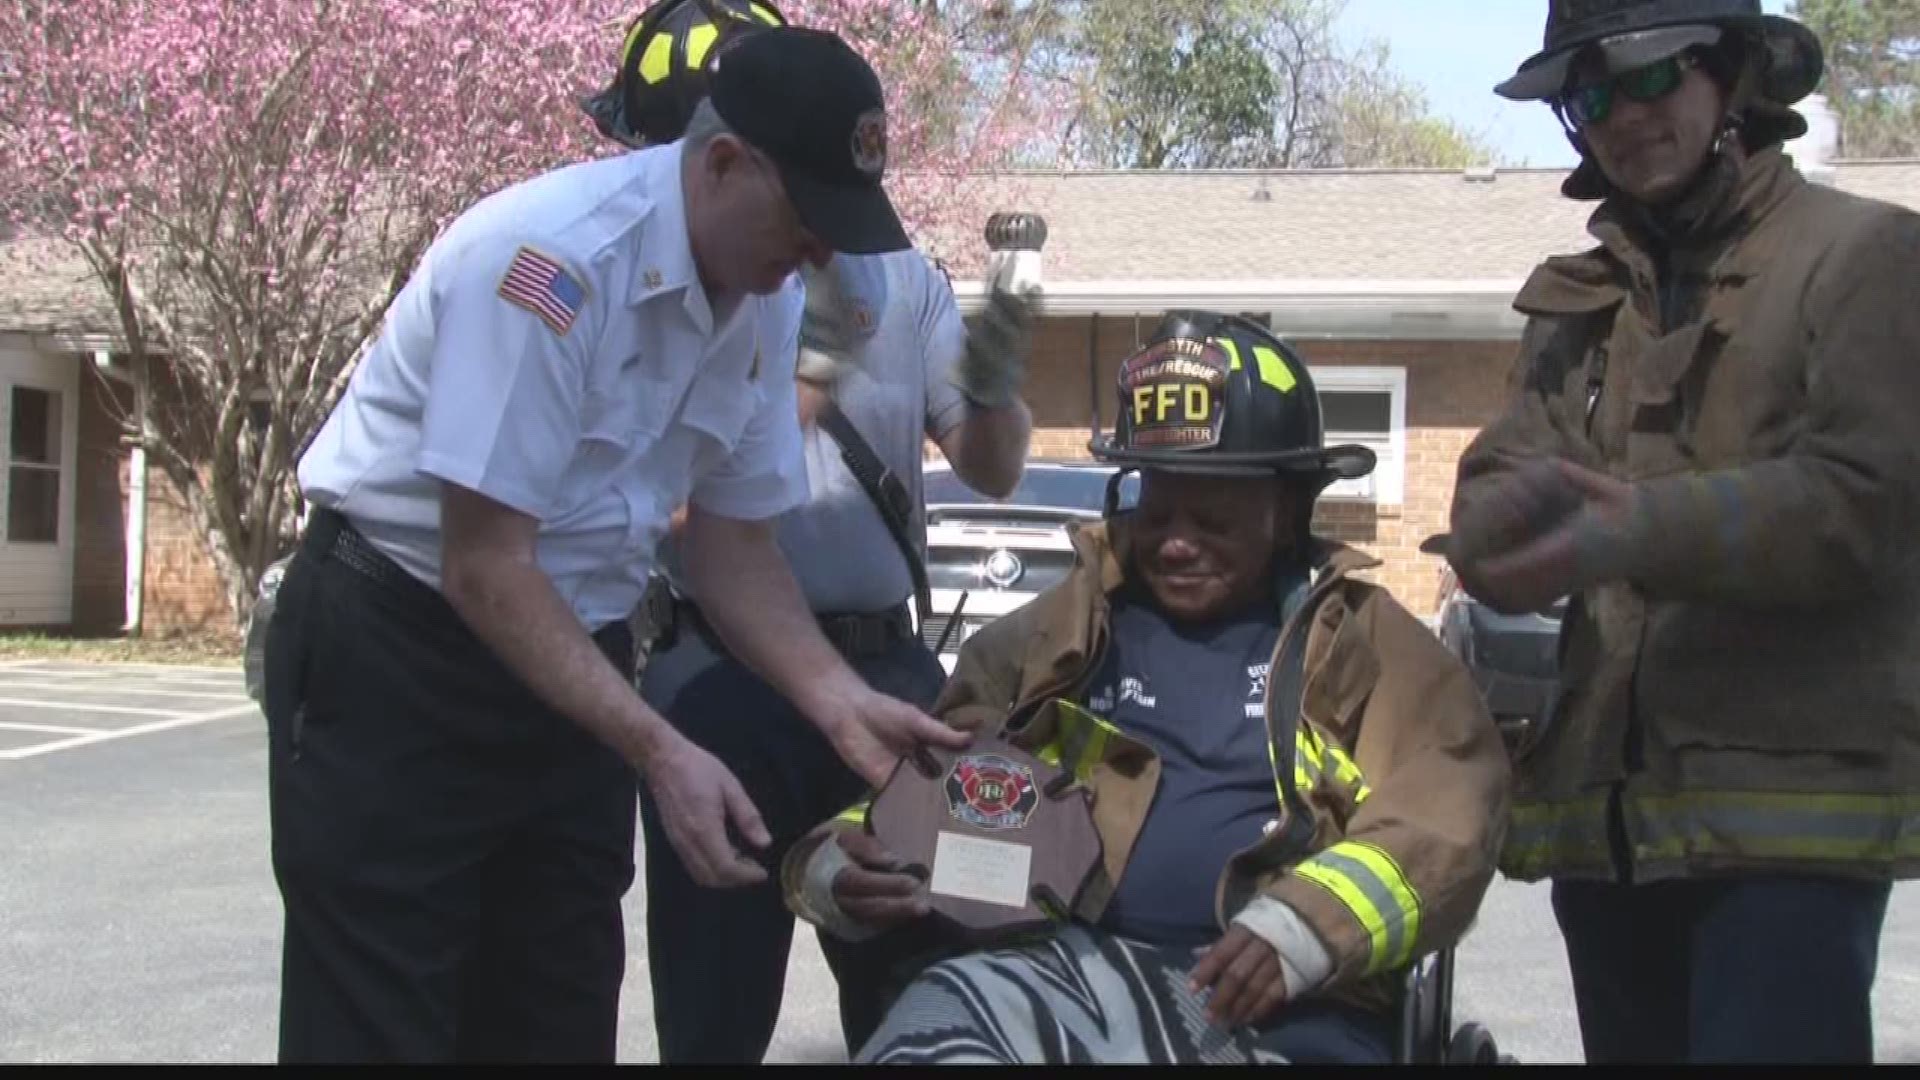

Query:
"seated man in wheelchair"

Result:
[[781, 311, 1512, 1064]]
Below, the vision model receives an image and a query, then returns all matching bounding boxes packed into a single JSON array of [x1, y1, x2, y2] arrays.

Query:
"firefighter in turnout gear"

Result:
[[1438, 0, 1920, 1063], [782, 311, 1511, 1064]]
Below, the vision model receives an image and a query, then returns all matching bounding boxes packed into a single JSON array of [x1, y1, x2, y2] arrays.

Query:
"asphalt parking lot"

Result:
[[1, 659, 1916, 1064]]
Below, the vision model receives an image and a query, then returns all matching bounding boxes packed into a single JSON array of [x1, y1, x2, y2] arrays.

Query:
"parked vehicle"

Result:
[[1429, 561, 1564, 753], [920, 460, 1137, 671], [243, 556, 290, 705]]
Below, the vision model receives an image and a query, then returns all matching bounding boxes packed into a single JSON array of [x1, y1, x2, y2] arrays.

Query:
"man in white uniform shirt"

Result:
[[265, 27, 966, 1064], [581, 0, 1037, 1061]]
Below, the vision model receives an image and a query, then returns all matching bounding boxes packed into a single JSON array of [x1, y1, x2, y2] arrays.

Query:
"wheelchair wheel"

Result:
[[1446, 1021, 1501, 1065]]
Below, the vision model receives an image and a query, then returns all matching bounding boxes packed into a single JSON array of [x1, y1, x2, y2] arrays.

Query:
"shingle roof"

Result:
[[6, 158, 1918, 334], [0, 237, 117, 337], [963, 158, 1920, 283]]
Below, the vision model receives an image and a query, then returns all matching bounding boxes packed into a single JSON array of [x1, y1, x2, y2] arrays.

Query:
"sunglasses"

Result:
[[1559, 51, 1698, 128]]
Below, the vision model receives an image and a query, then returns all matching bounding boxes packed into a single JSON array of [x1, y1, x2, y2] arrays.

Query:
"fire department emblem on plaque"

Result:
[[944, 753, 1039, 830]]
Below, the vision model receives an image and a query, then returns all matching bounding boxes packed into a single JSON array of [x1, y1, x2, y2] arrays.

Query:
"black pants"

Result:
[[637, 619, 950, 1063], [265, 513, 639, 1063], [1551, 875, 1893, 1063]]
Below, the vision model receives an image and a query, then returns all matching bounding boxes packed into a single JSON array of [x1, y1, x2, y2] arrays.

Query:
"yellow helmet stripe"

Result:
[[638, 31, 674, 83], [1210, 337, 1297, 393], [749, 3, 781, 24], [1214, 336, 1244, 373], [620, 17, 652, 67], [685, 22, 720, 70], [1252, 345, 1298, 392]]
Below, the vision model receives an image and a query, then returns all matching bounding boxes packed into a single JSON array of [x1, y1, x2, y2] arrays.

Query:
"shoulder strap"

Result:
[[817, 399, 932, 627]]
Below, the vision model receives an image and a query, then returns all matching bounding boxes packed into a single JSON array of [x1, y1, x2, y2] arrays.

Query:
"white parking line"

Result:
[[0, 697, 185, 718], [0, 681, 248, 701], [20, 662, 243, 675], [0, 721, 101, 736], [0, 702, 259, 761]]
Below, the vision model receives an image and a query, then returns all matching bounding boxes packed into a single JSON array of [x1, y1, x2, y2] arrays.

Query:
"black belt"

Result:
[[301, 508, 633, 664], [672, 594, 914, 660]]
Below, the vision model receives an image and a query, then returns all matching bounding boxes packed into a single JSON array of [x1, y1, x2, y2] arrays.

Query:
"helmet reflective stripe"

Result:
[[624, 0, 777, 86], [685, 22, 721, 70], [1211, 336, 1297, 393], [637, 31, 674, 83]]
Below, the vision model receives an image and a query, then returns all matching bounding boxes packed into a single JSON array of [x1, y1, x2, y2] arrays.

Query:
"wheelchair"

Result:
[[1394, 945, 1517, 1064]]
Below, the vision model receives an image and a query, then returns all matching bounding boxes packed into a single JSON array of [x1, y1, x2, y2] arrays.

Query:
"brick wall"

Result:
[[139, 363, 234, 637], [1302, 339, 1515, 615], [67, 360, 236, 638], [139, 463, 231, 636], [999, 315, 1518, 618]]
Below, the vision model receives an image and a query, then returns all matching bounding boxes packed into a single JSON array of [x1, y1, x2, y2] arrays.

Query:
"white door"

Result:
[[0, 344, 79, 626]]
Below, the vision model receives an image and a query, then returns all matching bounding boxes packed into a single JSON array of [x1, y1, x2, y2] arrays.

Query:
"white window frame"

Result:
[[1309, 365, 1407, 506], [3, 382, 69, 545]]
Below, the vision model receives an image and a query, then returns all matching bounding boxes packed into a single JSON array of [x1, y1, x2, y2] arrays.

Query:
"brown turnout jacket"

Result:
[[1451, 147, 1920, 883]]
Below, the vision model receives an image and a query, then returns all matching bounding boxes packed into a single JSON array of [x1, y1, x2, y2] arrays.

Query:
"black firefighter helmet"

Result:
[[582, 0, 786, 148], [1089, 311, 1374, 503]]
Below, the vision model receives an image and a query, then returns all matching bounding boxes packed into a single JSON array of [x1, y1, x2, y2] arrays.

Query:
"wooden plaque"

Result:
[[868, 733, 1103, 943]]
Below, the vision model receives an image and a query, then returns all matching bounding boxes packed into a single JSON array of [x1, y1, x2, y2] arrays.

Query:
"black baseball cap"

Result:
[[707, 27, 910, 255]]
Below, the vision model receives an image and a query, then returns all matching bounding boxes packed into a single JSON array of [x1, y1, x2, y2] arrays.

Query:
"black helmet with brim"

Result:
[[1088, 310, 1376, 483], [583, 0, 786, 147]]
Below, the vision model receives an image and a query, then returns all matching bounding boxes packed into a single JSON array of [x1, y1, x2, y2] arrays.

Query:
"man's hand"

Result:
[[797, 262, 861, 388], [640, 733, 772, 889], [831, 828, 930, 928], [821, 686, 972, 789], [1190, 924, 1289, 1030], [1469, 458, 1638, 613], [950, 267, 1039, 409], [679, 509, 969, 788], [1453, 456, 1582, 566]]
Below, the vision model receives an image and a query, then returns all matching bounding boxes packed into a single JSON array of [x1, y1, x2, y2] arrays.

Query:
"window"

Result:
[[8, 386, 62, 543], [1310, 366, 1406, 504]]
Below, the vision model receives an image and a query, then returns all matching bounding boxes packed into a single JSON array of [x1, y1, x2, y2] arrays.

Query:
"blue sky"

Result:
[[1333, 0, 1795, 166]]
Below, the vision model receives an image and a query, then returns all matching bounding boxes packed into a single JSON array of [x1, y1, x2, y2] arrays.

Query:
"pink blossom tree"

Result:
[[0, 0, 1046, 632]]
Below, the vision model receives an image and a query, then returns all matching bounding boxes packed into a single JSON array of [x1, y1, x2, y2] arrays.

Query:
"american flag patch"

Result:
[[498, 247, 586, 336]]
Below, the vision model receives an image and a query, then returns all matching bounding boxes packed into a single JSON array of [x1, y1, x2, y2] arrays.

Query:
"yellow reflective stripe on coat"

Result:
[[1047, 699, 1125, 782], [1293, 840, 1422, 973], [1631, 791, 1920, 864], [1504, 791, 1920, 879], [1289, 733, 1319, 794], [835, 801, 871, 828], [1322, 741, 1372, 802], [1290, 723, 1371, 805], [1502, 796, 1610, 879]]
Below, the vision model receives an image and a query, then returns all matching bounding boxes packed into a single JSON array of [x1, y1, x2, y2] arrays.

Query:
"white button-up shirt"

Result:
[[298, 142, 808, 629]]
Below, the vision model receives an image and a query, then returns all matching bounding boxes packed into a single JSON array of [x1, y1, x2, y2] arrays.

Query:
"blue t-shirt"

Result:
[[1089, 587, 1286, 948]]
